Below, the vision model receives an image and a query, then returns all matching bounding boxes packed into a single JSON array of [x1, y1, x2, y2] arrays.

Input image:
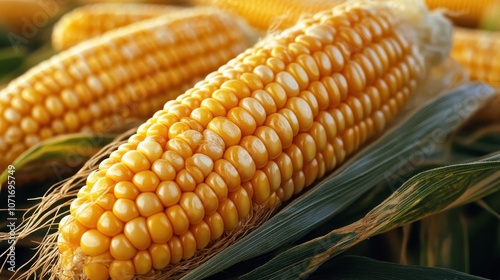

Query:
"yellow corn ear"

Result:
[[57, 3, 427, 279], [192, 0, 345, 30], [424, 0, 498, 27], [0, 8, 253, 174], [451, 27, 500, 122], [451, 27, 500, 86], [52, 3, 180, 51]]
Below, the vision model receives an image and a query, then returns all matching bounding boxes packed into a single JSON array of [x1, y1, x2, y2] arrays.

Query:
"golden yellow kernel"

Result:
[[251, 170, 271, 205], [194, 183, 219, 215], [150, 159, 176, 181], [166, 205, 189, 235], [114, 181, 139, 200], [149, 243, 171, 270], [275, 152, 294, 183], [168, 104, 192, 120], [109, 260, 134, 280], [265, 82, 287, 110], [132, 170, 160, 192], [259, 160, 279, 194], [372, 43, 390, 74], [89, 177, 114, 201], [45, 96, 65, 117], [339, 102, 355, 129], [239, 97, 267, 126], [113, 198, 139, 223], [266, 57, 286, 73], [80, 229, 110, 257], [124, 217, 151, 250], [238, 136, 268, 169], [285, 144, 304, 172], [156, 181, 181, 207], [60, 218, 87, 246], [286, 62, 309, 91], [308, 122, 328, 152], [136, 192, 163, 217], [223, 145, 256, 183], [97, 211, 123, 237], [203, 212, 223, 241], [253, 65, 274, 84], [76, 202, 105, 229], [106, 163, 133, 183], [212, 89, 239, 111], [285, 97, 314, 132], [226, 107, 257, 137], [166, 138, 193, 159], [20, 117, 39, 134], [190, 108, 213, 128], [121, 150, 151, 173], [133, 250, 152, 275], [205, 172, 228, 202], [157, 114, 179, 128], [190, 221, 211, 250], [146, 123, 169, 138], [200, 98, 227, 117], [214, 159, 241, 192], [218, 199, 239, 231], [84, 262, 109, 280], [180, 230, 197, 260], [303, 158, 319, 187], [315, 111, 337, 141], [240, 72, 264, 92], [168, 236, 183, 264], [70, 197, 85, 216], [292, 171, 306, 195], [294, 133, 317, 163], [179, 192, 205, 225], [168, 122, 190, 140], [175, 169, 197, 192], [110, 234, 137, 260], [207, 117, 242, 148], [146, 212, 173, 244], [186, 153, 214, 178], [137, 141, 163, 163], [265, 113, 294, 149], [228, 187, 251, 219], [252, 89, 277, 115], [254, 126, 283, 160], [275, 71, 300, 97]]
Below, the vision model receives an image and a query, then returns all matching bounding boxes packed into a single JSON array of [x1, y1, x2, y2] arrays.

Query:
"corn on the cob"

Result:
[[0, 0, 68, 33], [52, 4, 179, 51], [424, 0, 498, 27], [451, 27, 500, 86], [56, 2, 430, 278], [451, 27, 500, 122], [192, 0, 345, 30], [0, 8, 252, 174]]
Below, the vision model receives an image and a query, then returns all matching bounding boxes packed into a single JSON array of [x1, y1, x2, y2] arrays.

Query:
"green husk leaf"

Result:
[[419, 208, 469, 272], [239, 153, 500, 280], [182, 83, 495, 280], [307, 255, 486, 280], [0, 46, 26, 77], [0, 133, 117, 189]]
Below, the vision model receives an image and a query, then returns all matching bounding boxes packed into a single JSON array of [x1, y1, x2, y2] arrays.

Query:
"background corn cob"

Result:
[[451, 27, 500, 86], [451, 27, 500, 122], [0, 0, 69, 33], [55, 3, 432, 279], [52, 4, 180, 51], [424, 0, 499, 27], [191, 0, 345, 31], [0, 8, 253, 175]]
